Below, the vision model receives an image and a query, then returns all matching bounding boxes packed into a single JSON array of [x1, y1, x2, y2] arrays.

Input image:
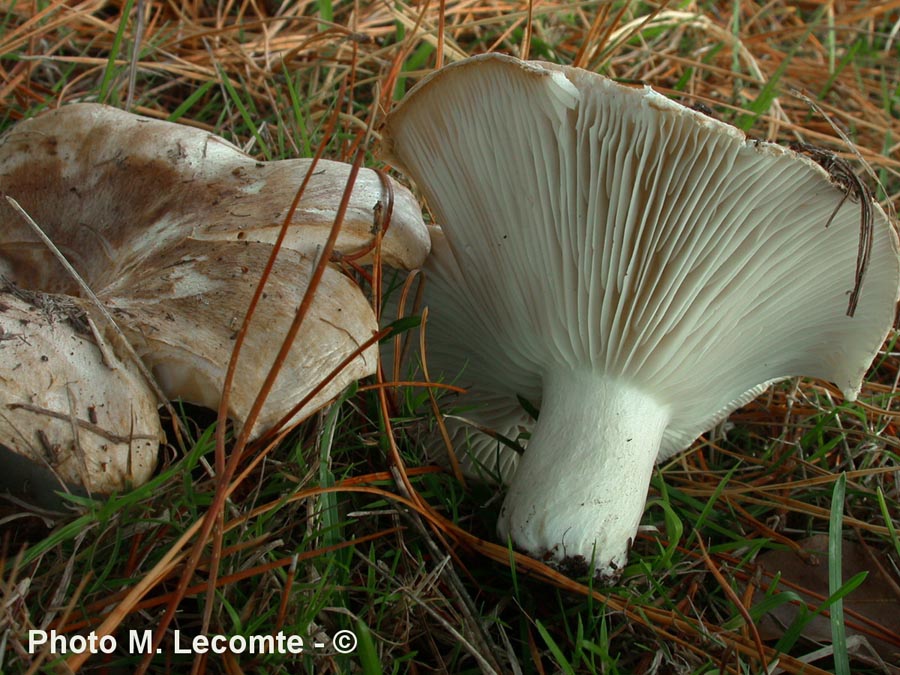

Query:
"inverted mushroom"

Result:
[[383, 54, 900, 578], [0, 104, 429, 458]]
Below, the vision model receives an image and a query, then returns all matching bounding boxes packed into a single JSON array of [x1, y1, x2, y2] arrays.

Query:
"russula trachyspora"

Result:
[[383, 54, 900, 578], [0, 103, 429, 499]]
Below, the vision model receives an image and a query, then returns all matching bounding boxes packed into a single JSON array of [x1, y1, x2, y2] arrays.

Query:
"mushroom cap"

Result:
[[104, 237, 378, 437], [0, 103, 429, 289], [0, 289, 161, 507], [383, 53, 900, 483], [0, 103, 430, 442]]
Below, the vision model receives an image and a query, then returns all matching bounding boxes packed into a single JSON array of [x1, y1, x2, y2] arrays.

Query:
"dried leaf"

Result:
[[756, 534, 900, 662]]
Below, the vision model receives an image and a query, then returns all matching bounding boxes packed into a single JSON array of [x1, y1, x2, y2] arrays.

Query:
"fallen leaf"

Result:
[[755, 534, 900, 664]]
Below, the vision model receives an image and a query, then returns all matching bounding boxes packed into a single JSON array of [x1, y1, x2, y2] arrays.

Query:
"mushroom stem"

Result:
[[497, 370, 669, 579]]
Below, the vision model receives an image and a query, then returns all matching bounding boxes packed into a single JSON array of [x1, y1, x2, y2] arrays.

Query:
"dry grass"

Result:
[[1, 1, 899, 673]]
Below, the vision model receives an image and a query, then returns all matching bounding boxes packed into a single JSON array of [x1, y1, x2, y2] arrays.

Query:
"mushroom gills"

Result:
[[382, 53, 900, 579]]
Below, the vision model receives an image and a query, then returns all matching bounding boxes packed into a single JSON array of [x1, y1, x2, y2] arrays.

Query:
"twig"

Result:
[[787, 142, 872, 317]]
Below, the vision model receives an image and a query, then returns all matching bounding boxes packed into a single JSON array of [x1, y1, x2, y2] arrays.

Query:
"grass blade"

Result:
[[829, 473, 850, 675], [99, 0, 136, 104], [536, 619, 576, 675]]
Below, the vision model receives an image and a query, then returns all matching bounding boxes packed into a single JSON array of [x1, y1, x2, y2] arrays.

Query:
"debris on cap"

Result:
[[0, 288, 161, 507]]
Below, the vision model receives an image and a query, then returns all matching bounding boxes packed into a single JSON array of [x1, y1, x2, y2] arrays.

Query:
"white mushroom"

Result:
[[383, 54, 900, 578], [0, 103, 430, 444], [0, 288, 161, 507]]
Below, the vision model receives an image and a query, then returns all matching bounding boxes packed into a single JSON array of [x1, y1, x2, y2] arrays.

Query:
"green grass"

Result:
[[1, 1, 899, 673]]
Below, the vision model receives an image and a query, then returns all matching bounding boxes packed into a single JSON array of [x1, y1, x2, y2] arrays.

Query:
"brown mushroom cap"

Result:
[[0, 103, 429, 293], [0, 103, 429, 449], [106, 238, 378, 437]]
